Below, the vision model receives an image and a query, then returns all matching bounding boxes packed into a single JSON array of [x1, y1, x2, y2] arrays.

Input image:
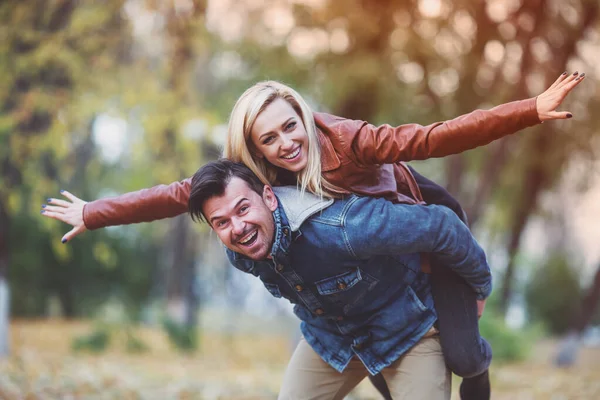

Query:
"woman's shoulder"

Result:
[[313, 111, 364, 144]]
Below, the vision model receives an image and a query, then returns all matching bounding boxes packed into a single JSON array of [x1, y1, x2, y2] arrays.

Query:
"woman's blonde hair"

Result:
[[224, 81, 336, 198]]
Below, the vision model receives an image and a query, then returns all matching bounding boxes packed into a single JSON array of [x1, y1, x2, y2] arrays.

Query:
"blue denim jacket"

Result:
[[227, 188, 491, 375]]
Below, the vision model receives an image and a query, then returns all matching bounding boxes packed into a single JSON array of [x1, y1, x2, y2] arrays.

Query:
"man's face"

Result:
[[203, 177, 278, 260]]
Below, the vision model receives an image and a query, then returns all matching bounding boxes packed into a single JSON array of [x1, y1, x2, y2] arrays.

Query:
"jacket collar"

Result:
[[230, 189, 333, 263], [273, 186, 334, 231], [229, 201, 293, 264], [318, 130, 341, 172]]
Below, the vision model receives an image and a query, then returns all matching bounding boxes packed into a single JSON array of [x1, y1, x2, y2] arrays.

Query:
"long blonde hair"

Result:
[[224, 81, 337, 198]]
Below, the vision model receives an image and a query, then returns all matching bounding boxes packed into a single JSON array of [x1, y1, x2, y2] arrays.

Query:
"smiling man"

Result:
[[188, 159, 492, 400]]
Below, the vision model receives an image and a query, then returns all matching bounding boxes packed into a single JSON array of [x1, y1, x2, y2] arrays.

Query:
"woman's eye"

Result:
[[286, 121, 296, 130], [262, 136, 274, 145], [240, 206, 249, 213]]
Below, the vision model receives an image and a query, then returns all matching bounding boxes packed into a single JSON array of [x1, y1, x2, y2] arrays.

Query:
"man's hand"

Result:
[[477, 299, 486, 319], [41, 190, 88, 243], [536, 71, 585, 121]]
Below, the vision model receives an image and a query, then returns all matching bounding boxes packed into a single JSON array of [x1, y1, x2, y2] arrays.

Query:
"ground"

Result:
[[1, 321, 599, 399]]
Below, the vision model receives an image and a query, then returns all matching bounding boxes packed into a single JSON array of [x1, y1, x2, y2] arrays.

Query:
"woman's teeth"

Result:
[[239, 230, 257, 245], [282, 147, 301, 160]]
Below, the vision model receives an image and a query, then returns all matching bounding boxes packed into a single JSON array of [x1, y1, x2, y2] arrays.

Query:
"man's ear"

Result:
[[262, 185, 278, 212]]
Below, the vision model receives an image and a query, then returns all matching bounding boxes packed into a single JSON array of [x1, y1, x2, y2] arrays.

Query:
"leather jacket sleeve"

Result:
[[341, 97, 540, 165], [83, 178, 192, 230]]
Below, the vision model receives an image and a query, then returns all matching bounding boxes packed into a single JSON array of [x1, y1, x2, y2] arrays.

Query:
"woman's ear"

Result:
[[262, 185, 278, 212]]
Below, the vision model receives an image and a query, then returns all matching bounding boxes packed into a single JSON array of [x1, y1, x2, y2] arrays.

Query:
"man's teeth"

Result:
[[282, 147, 300, 159], [239, 230, 257, 244]]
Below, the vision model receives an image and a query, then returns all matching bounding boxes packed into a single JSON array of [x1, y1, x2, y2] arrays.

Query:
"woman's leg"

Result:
[[408, 165, 492, 399]]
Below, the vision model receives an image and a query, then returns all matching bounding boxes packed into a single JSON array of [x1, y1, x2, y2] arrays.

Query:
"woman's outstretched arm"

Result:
[[42, 178, 192, 243], [326, 72, 585, 165]]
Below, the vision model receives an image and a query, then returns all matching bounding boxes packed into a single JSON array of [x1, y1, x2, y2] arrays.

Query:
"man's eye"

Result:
[[240, 206, 249, 213], [216, 220, 227, 227]]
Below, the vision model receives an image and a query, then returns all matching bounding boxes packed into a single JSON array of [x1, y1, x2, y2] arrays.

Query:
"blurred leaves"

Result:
[[1, 0, 599, 324]]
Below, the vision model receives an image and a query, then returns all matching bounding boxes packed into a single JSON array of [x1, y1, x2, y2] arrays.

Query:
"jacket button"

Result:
[[295, 284, 303, 292], [337, 282, 347, 290], [315, 308, 324, 315], [276, 264, 284, 272], [283, 228, 289, 235], [354, 343, 362, 350]]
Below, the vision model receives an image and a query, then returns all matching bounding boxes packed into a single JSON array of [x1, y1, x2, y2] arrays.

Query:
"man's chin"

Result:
[[238, 247, 269, 261]]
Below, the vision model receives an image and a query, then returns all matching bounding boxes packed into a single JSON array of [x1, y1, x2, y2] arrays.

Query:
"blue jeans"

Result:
[[409, 166, 492, 399]]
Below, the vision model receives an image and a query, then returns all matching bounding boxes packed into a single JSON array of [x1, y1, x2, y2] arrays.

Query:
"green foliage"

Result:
[[525, 254, 583, 335], [479, 311, 541, 363], [72, 325, 111, 353], [71, 321, 150, 354], [162, 318, 198, 353], [125, 331, 150, 354]]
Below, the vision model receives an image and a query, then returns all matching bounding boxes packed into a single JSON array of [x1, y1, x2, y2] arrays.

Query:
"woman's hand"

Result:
[[42, 190, 88, 243], [477, 299, 486, 319], [536, 71, 585, 122]]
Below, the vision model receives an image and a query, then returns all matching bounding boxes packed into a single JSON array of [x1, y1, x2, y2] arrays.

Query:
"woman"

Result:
[[43, 72, 584, 399]]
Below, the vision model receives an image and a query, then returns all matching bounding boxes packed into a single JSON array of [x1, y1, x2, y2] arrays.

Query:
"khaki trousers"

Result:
[[278, 333, 450, 400]]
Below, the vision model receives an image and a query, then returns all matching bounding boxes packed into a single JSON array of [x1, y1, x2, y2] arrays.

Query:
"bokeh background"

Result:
[[1, 0, 600, 398]]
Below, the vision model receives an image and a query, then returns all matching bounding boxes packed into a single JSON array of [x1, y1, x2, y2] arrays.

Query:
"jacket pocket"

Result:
[[314, 268, 378, 314], [406, 286, 428, 313], [263, 282, 282, 298]]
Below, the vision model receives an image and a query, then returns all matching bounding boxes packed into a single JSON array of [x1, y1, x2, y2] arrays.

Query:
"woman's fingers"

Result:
[[564, 73, 585, 92], [545, 110, 573, 120], [46, 198, 73, 208], [537, 72, 584, 121], [548, 71, 568, 90], [59, 190, 83, 203], [62, 226, 86, 243], [42, 205, 66, 214], [41, 210, 69, 223], [42, 190, 88, 243]]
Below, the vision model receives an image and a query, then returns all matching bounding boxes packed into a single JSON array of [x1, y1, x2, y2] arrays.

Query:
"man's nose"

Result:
[[231, 218, 245, 235]]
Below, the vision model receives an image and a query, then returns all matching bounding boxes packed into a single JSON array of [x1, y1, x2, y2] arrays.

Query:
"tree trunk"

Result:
[[0, 201, 9, 357], [555, 264, 600, 367], [572, 265, 600, 334], [499, 136, 548, 314]]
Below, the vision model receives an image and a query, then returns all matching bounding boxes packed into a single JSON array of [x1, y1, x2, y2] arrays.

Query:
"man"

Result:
[[188, 159, 492, 399]]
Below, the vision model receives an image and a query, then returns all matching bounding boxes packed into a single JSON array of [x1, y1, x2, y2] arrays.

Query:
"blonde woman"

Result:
[[43, 72, 584, 399]]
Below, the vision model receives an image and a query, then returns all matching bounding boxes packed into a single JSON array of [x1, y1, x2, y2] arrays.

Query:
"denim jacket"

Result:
[[227, 187, 492, 375]]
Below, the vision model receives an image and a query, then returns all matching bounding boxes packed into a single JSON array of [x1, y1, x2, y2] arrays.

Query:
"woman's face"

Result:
[[249, 98, 309, 173]]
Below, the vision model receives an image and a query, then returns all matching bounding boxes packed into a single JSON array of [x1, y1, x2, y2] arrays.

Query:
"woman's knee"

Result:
[[443, 340, 492, 378]]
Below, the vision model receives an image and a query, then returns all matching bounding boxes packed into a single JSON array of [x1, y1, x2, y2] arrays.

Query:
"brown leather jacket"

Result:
[[83, 97, 540, 230]]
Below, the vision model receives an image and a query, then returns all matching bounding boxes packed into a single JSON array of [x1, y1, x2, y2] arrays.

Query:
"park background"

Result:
[[1, 0, 600, 398]]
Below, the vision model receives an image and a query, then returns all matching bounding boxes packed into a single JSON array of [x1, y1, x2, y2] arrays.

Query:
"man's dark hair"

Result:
[[188, 159, 266, 223]]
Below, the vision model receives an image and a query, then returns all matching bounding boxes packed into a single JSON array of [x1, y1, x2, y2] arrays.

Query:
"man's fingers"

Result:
[[47, 198, 73, 208], [60, 190, 82, 203]]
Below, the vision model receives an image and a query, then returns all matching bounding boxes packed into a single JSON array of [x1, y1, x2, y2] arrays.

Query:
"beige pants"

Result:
[[278, 333, 450, 400]]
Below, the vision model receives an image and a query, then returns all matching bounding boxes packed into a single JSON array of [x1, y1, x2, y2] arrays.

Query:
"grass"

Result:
[[1, 320, 599, 399]]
